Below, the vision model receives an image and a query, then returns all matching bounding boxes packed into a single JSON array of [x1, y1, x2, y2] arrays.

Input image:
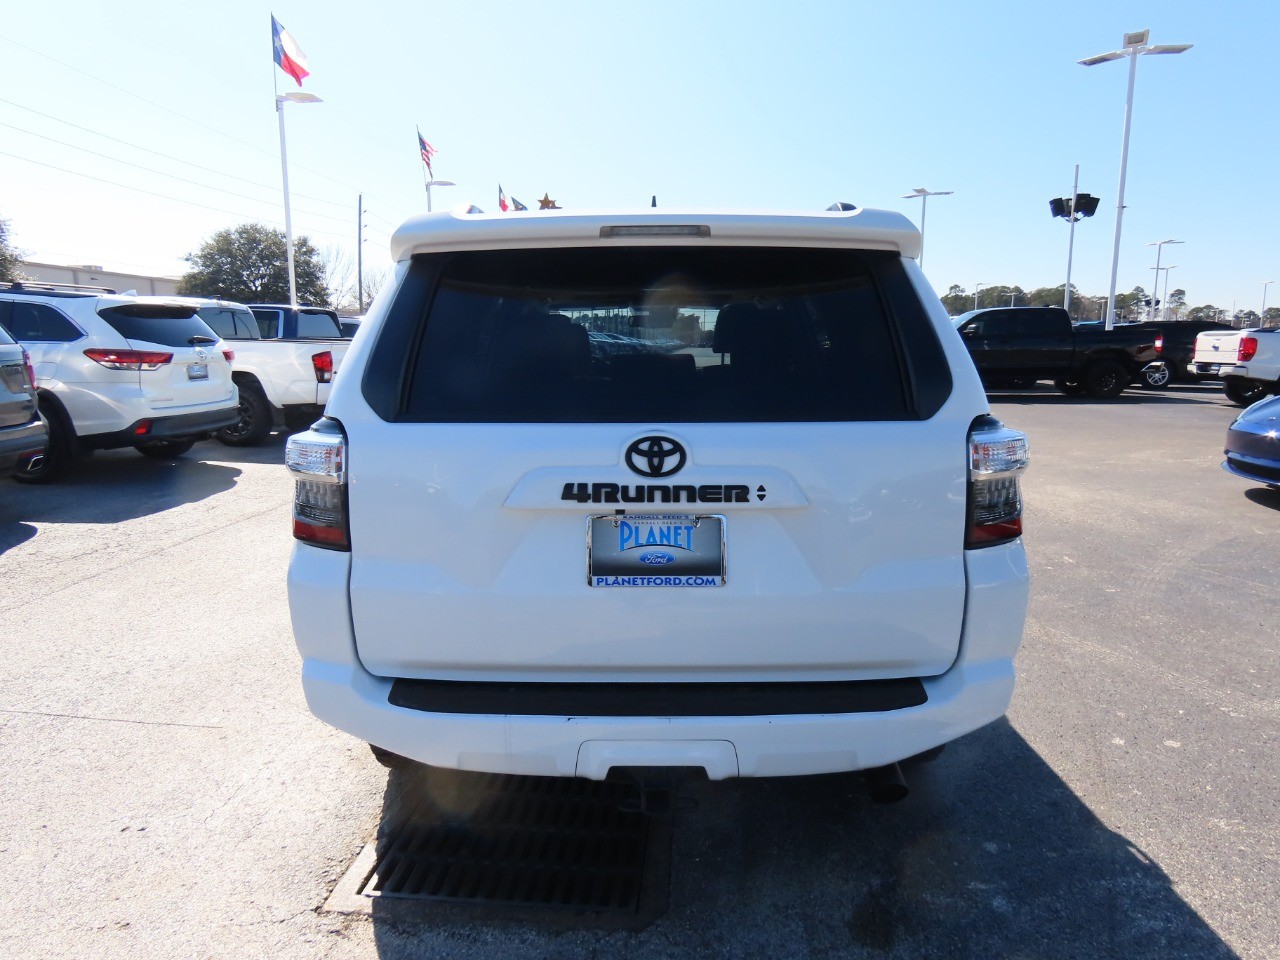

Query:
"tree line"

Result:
[[941, 282, 1278, 328]]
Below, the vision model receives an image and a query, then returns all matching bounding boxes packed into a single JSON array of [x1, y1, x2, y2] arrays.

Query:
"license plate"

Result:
[[588, 514, 725, 587], [187, 363, 209, 381]]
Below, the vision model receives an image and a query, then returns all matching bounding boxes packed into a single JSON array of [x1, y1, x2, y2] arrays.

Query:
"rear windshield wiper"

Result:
[[189, 335, 217, 345]]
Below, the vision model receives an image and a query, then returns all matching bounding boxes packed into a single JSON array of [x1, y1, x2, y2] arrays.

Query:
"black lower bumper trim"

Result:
[[84, 406, 239, 450], [387, 677, 928, 717]]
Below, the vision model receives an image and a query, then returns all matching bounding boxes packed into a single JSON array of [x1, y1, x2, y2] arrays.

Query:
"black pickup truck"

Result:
[[953, 306, 1158, 399]]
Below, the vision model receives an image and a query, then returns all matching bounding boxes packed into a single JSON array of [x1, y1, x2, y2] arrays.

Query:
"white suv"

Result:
[[286, 206, 1030, 796], [0, 283, 239, 482]]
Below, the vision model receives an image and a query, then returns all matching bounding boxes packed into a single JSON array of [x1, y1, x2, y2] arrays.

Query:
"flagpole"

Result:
[[277, 94, 298, 307], [417, 127, 432, 212]]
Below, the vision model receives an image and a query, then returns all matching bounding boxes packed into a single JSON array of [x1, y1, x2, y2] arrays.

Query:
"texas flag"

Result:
[[271, 15, 310, 87], [498, 185, 509, 212]]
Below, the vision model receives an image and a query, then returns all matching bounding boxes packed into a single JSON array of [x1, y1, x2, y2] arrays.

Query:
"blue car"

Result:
[[1223, 393, 1280, 489]]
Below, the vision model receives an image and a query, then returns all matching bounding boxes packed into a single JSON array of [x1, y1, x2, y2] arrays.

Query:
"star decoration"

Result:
[[539, 194, 560, 210]]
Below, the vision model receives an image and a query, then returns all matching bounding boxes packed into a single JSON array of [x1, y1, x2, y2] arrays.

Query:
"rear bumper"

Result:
[[0, 419, 48, 473], [288, 540, 1029, 779], [1191, 362, 1245, 378], [83, 404, 239, 450]]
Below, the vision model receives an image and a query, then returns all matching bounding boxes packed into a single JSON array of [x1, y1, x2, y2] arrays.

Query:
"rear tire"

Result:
[[1141, 365, 1171, 389], [906, 744, 946, 764], [136, 438, 196, 459], [1083, 359, 1129, 399], [13, 408, 70, 484], [1054, 378, 1085, 397], [1224, 377, 1268, 407], [215, 382, 273, 446], [369, 744, 414, 770]]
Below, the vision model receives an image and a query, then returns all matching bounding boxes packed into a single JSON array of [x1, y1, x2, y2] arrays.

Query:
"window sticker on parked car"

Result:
[[587, 514, 725, 587]]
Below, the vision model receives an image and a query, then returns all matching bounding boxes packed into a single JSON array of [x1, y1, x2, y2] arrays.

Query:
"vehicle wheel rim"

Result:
[[223, 401, 254, 439], [1147, 369, 1170, 387]]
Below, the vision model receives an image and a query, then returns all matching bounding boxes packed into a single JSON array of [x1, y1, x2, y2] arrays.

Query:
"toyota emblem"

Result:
[[625, 436, 687, 478], [195, 348, 207, 360]]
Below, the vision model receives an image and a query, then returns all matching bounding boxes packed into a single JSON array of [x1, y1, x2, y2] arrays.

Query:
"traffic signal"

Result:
[[1049, 193, 1101, 220]]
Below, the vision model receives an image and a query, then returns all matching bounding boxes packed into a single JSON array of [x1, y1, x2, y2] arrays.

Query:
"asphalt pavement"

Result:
[[0, 381, 1274, 960]]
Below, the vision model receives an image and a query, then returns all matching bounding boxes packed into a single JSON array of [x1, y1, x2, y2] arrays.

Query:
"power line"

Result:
[[0, 150, 355, 242], [0, 96, 350, 210], [0, 33, 402, 209], [0, 120, 356, 226]]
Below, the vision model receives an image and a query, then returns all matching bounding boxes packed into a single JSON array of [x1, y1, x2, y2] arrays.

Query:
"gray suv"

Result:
[[0, 324, 46, 480]]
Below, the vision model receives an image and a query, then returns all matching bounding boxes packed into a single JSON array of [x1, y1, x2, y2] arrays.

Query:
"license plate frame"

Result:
[[187, 362, 209, 381], [587, 514, 725, 587]]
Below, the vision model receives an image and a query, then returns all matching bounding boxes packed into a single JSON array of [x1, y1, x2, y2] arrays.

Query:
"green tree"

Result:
[[1185, 305, 1224, 324], [940, 285, 969, 315], [1116, 286, 1149, 321], [0, 216, 21, 283], [178, 224, 328, 305]]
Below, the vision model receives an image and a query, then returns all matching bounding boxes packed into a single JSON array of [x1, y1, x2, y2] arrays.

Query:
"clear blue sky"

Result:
[[2, 1, 1276, 312]]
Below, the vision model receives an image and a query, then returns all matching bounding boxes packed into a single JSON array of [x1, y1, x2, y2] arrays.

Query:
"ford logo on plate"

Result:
[[637, 551, 675, 566]]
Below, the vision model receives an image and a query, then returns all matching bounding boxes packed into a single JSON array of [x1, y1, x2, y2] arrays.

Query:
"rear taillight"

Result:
[[286, 422, 349, 551], [222, 349, 235, 363], [312, 350, 334, 383], [1154, 335, 1164, 355], [1239, 337, 1258, 362], [21, 348, 36, 390], [967, 417, 1030, 549], [84, 348, 172, 371]]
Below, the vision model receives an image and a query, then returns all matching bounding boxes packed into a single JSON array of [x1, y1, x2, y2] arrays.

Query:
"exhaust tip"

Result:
[[865, 762, 909, 804], [23, 454, 45, 472]]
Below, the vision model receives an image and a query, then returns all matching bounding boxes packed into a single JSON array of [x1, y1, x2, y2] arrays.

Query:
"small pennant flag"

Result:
[[417, 129, 437, 178], [271, 15, 310, 87], [498, 184, 509, 212], [511, 196, 528, 212]]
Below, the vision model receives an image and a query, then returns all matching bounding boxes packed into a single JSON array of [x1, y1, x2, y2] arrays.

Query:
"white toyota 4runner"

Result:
[[286, 206, 1030, 792]]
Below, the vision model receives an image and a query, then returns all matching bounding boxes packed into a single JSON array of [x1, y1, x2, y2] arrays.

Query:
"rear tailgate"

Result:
[[345, 244, 971, 684], [0, 343, 37, 428], [347, 419, 968, 682], [1193, 330, 1244, 369], [97, 304, 235, 408]]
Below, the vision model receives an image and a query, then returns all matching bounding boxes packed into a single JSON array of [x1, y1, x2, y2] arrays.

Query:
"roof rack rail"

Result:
[[1, 280, 118, 294]]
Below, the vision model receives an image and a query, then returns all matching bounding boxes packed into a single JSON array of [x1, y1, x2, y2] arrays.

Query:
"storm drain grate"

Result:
[[359, 773, 651, 913]]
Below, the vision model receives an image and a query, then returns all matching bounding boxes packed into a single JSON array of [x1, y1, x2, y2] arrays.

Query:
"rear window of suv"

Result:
[[97, 304, 218, 347], [367, 246, 951, 423]]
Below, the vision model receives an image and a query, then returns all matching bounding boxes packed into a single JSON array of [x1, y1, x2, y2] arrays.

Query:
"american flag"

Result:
[[417, 130, 437, 177]]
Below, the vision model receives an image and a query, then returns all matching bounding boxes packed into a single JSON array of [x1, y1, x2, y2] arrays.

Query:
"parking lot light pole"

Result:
[[1262, 280, 1276, 322], [276, 91, 323, 307], [901, 187, 953, 271], [1161, 265, 1177, 321], [425, 179, 455, 213], [1079, 30, 1192, 331], [974, 283, 986, 311], [1145, 239, 1183, 320]]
